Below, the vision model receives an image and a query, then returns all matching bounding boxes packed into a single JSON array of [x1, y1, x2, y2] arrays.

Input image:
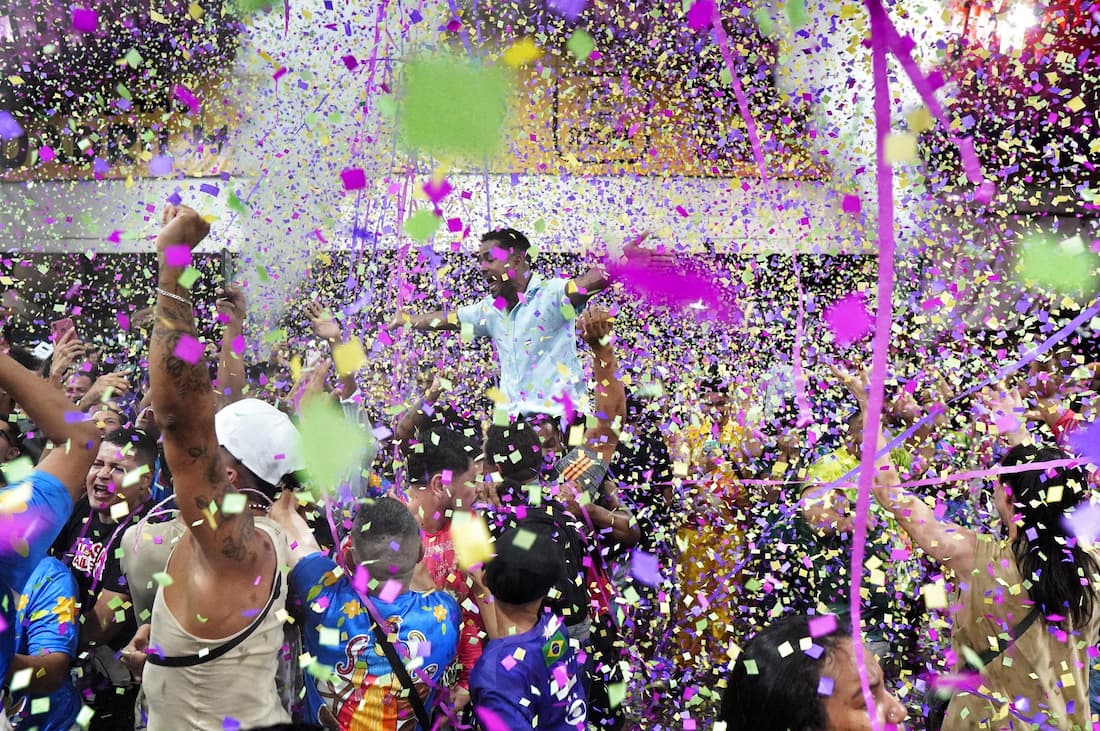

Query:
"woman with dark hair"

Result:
[[868, 384, 1100, 730], [721, 614, 907, 730]]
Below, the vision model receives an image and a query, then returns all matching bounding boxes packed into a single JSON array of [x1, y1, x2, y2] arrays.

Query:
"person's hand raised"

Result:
[[156, 204, 210, 252], [579, 306, 613, 350], [305, 302, 341, 342], [622, 232, 675, 270], [216, 284, 246, 327], [49, 328, 85, 381]]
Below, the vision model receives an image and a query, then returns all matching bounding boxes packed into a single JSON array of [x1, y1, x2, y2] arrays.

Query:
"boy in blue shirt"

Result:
[[273, 493, 460, 731], [470, 526, 587, 730], [0, 350, 101, 714], [11, 557, 80, 731]]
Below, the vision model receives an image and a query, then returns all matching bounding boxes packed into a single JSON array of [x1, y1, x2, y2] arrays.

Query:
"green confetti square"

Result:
[[403, 209, 441, 242], [398, 52, 510, 158], [177, 266, 200, 290], [566, 31, 595, 62], [124, 49, 143, 68]]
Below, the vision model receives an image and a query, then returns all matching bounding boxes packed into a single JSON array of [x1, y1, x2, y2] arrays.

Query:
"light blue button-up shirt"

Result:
[[457, 274, 587, 418]]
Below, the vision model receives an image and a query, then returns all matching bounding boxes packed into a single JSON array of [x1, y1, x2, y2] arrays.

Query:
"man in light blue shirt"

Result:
[[392, 229, 661, 419]]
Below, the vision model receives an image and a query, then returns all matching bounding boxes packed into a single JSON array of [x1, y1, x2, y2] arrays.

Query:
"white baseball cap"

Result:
[[215, 398, 304, 486]]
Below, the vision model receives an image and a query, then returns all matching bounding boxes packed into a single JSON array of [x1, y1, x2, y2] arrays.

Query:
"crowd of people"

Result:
[[0, 202, 1097, 731]]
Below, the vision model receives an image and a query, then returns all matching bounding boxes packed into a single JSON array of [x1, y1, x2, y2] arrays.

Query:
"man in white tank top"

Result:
[[141, 204, 292, 730]]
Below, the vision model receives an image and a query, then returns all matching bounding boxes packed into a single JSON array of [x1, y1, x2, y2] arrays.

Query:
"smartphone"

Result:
[[220, 248, 234, 285], [50, 317, 76, 343]]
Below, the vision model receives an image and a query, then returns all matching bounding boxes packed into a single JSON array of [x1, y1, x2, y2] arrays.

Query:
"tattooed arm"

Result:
[[149, 205, 260, 568]]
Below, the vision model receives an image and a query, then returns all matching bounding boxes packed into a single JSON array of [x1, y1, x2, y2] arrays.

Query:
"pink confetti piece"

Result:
[[71, 7, 97, 32], [378, 578, 401, 603], [808, 614, 837, 637], [164, 245, 193, 267], [685, 0, 716, 31], [173, 335, 203, 364], [823, 292, 873, 346], [842, 194, 862, 214], [173, 84, 200, 115], [38, 146, 55, 163], [422, 178, 452, 204]]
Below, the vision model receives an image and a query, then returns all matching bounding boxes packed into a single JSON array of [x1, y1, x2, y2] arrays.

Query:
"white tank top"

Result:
[[143, 518, 291, 730]]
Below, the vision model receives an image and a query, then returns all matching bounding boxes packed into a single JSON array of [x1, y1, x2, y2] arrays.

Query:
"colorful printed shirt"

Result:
[[470, 612, 587, 730], [290, 552, 461, 731], [0, 470, 74, 685], [12, 557, 81, 731]]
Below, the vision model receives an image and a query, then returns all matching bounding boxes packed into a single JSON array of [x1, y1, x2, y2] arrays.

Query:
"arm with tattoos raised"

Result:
[[149, 205, 260, 569]]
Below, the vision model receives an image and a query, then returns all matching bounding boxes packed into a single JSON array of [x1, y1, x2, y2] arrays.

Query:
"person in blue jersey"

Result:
[[9, 557, 80, 731], [0, 349, 101, 728], [469, 525, 587, 731], [272, 492, 460, 731]]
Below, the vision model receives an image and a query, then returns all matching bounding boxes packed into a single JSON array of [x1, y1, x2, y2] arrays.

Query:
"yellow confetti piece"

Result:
[[884, 132, 918, 163], [451, 511, 494, 569], [332, 340, 366, 376], [1066, 96, 1085, 112], [502, 38, 541, 68], [922, 582, 948, 609], [907, 106, 934, 133], [110, 500, 131, 522]]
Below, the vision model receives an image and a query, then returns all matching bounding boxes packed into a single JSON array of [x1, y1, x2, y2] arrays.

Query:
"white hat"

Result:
[[215, 399, 304, 486]]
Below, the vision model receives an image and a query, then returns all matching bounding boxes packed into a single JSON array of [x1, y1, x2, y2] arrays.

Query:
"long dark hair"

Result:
[[1001, 444, 1099, 629], [721, 614, 849, 731]]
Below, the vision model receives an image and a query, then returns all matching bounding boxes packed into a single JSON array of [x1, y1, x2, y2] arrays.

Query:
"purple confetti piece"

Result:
[[630, 549, 661, 587], [199, 183, 219, 196], [148, 154, 173, 177], [817, 675, 834, 695], [0, 112, 24, 141], [547, 0, 586, 20], [1068, 420, 1100, 463], [71, 7, 97, 32], [341, 168, 366, 190]]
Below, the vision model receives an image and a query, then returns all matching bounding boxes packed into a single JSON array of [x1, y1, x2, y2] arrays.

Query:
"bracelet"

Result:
[[156, 288, 193, 307]]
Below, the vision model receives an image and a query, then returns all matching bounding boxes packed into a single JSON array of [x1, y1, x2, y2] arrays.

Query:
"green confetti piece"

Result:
[[152, 571, 174, 587], [0, 455, 34, 485], [753, 7, 776, 34], [124, 49, 143, 68], [566, 31, 595, 62], [298, 395, 373, 495], [77, 705, 95, 727], [403, 209, 441, 242], [177, 266, 200, 290], [533, 218, 547, 233], [785, 0, 808, 28], [510, 528, 537, 550], [1017, 234, 1099, 294], [719, 67, 733, 86], [608, 681, 626, 709], [221, 492, 247, 515], [227, 189, 248, 214], [256, 265, 271, 283], [398, 51, 510, 158]]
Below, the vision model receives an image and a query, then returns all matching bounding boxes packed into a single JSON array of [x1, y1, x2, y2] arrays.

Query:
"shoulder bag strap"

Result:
[[369, 618, 433, 731], [974, 606, 1041, 668], [146, 571, 283, 668]]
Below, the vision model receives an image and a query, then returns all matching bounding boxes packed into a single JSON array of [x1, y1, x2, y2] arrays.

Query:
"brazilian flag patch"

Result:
[[542, 630, 567, 667]]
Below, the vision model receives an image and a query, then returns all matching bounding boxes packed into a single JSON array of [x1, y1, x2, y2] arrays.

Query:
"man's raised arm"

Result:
[[0, 353, 99, 501], [149, 205, 258, 568], [388, 309, 460, 332], [580, 308, 627, 466]]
